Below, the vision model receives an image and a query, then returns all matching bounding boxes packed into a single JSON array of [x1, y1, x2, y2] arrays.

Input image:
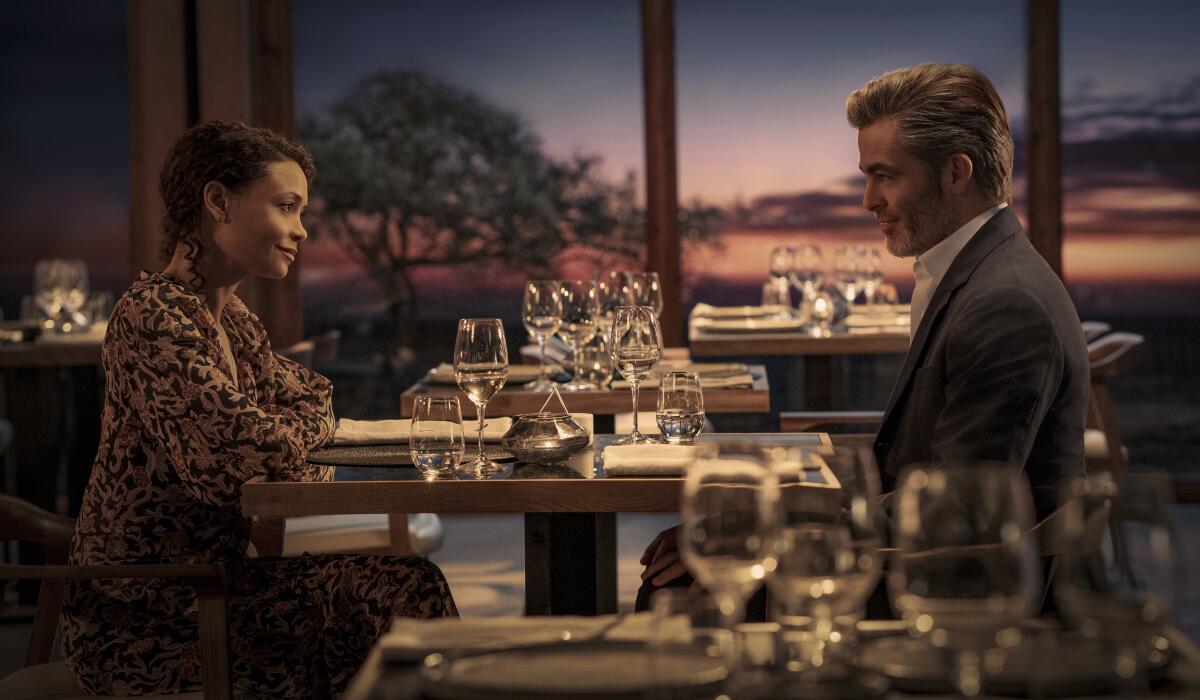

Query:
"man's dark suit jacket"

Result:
[[873, 207, 1089, 519]]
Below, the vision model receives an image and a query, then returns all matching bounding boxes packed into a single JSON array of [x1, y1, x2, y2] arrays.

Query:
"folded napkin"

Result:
[[612, 373, 755, 390], [842, 313, 910, 328], [603, 444, 698, 476], [333, 417, 513, 445], [691, 303, 790, 319], [380, 612, 686, 663], [426, 363, 563, 386], [656, 361, 749, 378]]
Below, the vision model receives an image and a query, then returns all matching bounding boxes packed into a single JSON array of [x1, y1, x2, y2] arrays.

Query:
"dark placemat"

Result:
[[308, 444, 514, 467]]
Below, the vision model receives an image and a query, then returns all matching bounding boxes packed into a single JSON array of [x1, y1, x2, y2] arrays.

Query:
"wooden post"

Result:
[[641, 0, 683, 346], [1027, 0, 1063, 277], [127, 0, 189, 280]]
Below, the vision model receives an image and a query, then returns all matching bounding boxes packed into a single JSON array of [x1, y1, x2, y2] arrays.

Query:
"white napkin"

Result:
[[333, 417, 513, 445], [426, 363, 564, 385], [612, 373, 754, 390], [602, 444, 698, 476], [380, 613, 685, 663], [690, 303, 790, 319], [842, 313, 910, 328]]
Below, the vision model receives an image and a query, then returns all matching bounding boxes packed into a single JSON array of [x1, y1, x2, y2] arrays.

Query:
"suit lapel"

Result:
[[879, 207, 1023, 425]]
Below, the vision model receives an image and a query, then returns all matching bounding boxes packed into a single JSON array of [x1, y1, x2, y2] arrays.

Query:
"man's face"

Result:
[[857, 119, 955, 257]]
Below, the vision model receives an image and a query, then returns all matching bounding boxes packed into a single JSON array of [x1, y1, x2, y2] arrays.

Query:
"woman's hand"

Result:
[[640, 524, 689, 587]]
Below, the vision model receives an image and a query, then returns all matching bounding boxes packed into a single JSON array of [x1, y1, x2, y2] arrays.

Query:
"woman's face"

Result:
[[211, 160, 308, 279]]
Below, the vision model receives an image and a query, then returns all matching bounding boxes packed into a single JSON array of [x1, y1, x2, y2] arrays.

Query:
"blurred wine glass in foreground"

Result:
[[1055, 471, 1178, 691], [889, 463, 1041, 697]]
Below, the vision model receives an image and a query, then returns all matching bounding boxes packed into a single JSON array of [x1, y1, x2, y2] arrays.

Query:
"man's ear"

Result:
[[202, 181, 231, 225], [943, 153, 974, 196]]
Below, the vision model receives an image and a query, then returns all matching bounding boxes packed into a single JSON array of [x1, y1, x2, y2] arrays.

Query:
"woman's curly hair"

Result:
[[157, 120, 315, 284]]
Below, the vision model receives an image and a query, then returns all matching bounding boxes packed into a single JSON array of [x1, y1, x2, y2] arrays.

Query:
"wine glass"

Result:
[[575, 332, 614, 390], [767, 446, 884, 678], [453, 318, 508, 476], [761, 277, 791, 310], [609, 305, 662, 445], [788, 244, 824, 301], [629, 271, 664, 317], [680, 441, 780, 640], [522, 280, 562, 392], [859, 246, 883, 304], [833, 246, 860, 306], [33, 259, 67, 327], [769, 246, 793, 283], [889, 463, 1042, 697], [410, 396, 465, 481], [556, 281, 600, 391], [1055, 471, 1178, 691], [595, 270, 633, 319], [60, 259, 89, 330]]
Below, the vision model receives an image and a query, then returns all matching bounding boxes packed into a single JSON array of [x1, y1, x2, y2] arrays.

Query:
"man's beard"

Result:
[[885, 179, 958, 258]]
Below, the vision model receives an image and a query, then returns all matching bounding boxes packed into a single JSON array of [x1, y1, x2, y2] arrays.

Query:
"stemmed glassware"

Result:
[[628, 271, 664, 318], [1055, 471, 1178, 691], [769, 246, 794, 283], [858, 245, 883, 304], [522, 280, 562, 392], [557, 281, 601, 391], [767, 446, 884, 678], [788, 244, 824, 301], [889, 463, 1042, 697], [679, 442, 780, 651], [410, 396, 465, 481], [595, 271, 633, 321], [34, 259, 90, 332], [453, 318, 509, 476], [833, 245, 861, 306], [609, 305, 662, 445]]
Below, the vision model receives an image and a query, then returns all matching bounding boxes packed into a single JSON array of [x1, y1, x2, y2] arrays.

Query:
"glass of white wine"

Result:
[[610, 305, 662, 445], [522, 280, 562, 392], [656, 371, 704, 444], [410, 396, 465, 480], [453, 318, 508, 476]]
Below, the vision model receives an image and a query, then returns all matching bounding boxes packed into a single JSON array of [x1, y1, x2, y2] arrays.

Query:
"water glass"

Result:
[[1055, 471, 1178, 690], [410, 396, 465, 480], [889, 463, 1041, 697], [574, 332, 614, 389], [656, 371, 704, 444]]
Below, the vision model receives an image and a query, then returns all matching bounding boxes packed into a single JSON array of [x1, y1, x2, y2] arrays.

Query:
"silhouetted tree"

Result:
[[301, 71, 717, 360]]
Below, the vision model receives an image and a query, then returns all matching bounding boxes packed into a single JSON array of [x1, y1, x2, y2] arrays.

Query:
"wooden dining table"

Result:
[[399, 364, 772, 432], [240, 432, 834, 617]]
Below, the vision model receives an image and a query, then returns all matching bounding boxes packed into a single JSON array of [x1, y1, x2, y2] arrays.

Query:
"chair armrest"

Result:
[[780, 411, 884, 433]]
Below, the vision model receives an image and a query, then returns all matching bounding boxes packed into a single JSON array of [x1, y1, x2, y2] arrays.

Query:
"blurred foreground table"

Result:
[[241, 432, 832, 616]]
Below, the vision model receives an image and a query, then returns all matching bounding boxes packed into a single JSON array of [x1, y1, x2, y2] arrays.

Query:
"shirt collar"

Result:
[[913, 202, 1007, 286]]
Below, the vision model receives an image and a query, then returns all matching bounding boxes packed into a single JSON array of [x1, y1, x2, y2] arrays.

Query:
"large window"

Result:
[[1062, 0, 1200, 477], [675, 0, 1027, 308], [0, 3, 129, 319], [293, 0, 643, 416]]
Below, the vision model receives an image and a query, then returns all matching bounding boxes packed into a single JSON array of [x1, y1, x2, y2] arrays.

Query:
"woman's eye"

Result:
[[280, 202, 295, 213]]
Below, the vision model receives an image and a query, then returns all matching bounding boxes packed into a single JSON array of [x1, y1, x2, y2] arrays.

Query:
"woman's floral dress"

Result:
[[60, 272, 457, 698]]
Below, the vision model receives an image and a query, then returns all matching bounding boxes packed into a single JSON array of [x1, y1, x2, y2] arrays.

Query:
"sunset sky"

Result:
[[1, 1, 1197, 321]]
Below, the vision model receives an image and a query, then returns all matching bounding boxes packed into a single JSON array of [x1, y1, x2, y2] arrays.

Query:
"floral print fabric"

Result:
[[60, 272, 456, 697]]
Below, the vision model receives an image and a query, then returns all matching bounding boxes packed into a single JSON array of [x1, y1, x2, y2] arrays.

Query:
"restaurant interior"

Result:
[[2, 0, 1198, 698]]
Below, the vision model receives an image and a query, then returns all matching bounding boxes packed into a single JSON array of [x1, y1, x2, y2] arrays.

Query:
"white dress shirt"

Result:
[[910, 203, 1007, 337]]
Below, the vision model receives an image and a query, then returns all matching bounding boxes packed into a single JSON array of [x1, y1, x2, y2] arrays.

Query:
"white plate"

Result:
[[421, 640, 727, 699], [693, 317, 807, 334]]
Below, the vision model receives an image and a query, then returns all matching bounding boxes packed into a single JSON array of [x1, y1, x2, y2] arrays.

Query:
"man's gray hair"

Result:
[[846, 63, 1013, 203]]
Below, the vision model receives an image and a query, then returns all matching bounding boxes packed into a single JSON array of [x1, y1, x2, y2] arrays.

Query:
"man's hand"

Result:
[[640, 524, 689, 587]]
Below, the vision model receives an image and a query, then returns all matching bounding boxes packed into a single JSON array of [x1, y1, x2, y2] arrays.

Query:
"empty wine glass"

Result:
[[453, 318, 508, 476], [769, 246, 793, 282], [575, 332, 614, 389], [680, 442, 780, 641], [595, 270, 633, 320], [629, 271, 664, 317], [788, 244, 824, 301], [767, 446, 884, 678], [889, 463, 1042, 697], [609, 305, 662, 445], [656, 371, 704, 444], [859, 246, 883, 304], [833, 246, 860, 306], [33, 259, 67, 327], [410, 396, 465, 480], [557, 281, 600, 392], [1055, 471, 1178, 691], [522, 280, 562, 392], [60, 259, 89, 330]]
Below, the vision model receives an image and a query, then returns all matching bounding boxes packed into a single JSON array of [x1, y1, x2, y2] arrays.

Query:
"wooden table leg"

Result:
[[250, 517, 285, 557], [524, 512, 616, 616]]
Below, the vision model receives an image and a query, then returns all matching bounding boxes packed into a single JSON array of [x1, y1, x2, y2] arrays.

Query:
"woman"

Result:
[[60, 121, 457, 698]]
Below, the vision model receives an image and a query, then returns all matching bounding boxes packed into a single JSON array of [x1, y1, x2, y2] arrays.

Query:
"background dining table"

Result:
[[241, 432, 834, 617]]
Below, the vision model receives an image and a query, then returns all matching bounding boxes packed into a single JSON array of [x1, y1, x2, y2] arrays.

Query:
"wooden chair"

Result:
[[0, 494, 231, 700], [1084, 332, 1144, 480]]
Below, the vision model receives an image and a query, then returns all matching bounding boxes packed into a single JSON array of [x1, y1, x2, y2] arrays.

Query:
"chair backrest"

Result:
[[310, 329, 342, 364], [1080, 320, 1111, 343], [1085, 332, 1144, 479], [276, 339, 315, 369], [0, 493, 74, 563]]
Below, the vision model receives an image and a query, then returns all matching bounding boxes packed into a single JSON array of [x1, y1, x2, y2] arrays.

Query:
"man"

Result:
[[638, 63, 1087, 605]]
